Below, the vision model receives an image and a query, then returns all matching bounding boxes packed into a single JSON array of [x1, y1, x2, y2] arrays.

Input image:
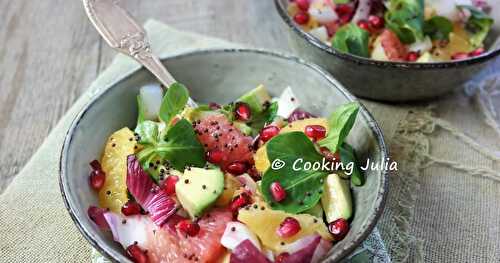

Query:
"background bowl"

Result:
[[275, 0, 500, 101], [60, 49, 388, 262]]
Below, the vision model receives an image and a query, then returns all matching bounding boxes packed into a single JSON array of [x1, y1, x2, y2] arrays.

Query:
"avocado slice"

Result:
[[175, 167, 224, 218], [237, 84, 272, 114], [321, 173, 353, 223], [233, 121, 253, 136]]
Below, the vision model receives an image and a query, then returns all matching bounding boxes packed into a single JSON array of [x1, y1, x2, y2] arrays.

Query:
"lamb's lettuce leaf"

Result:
[[332, 23, 370, 57], [159, 83, 189, 124], [458, 5, 493, 48], [385, 0, 425, 44], [423, 16, 453, 41], [318, 102, 360, 154]]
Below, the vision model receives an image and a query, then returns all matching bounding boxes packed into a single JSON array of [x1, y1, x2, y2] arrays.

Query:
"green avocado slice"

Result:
[[175, 167, 224, 218]]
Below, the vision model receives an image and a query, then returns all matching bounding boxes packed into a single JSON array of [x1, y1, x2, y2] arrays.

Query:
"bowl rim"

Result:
[[274, 0, 500, 69], [59, 48, 389, 262]]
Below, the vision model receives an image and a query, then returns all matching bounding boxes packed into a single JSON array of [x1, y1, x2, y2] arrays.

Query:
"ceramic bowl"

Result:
[[275, 0, 500, 101], [59, 49, 388, 262]]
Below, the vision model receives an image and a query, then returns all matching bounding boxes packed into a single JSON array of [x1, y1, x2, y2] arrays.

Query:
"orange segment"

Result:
[[238, 201, 332, 253], [99, 127, 137, 212]]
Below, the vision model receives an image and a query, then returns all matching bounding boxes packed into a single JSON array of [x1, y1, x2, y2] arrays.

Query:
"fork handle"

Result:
[[83, 0, 176, 87]]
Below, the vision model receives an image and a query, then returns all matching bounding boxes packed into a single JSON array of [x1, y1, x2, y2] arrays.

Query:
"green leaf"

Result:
[[318, 102, 360, 153], [423, 16, 453, 41], [248, 101, 279, 134], [333, 0, 350, 4], [385, 0, 425, 43], [458, 5, 493, 48], [332, 23, 370, 57], [137, 95, 146, 124], [261, 132, 329, 214], [339, 143, 364, 186], [134, 120, 160, 146], [155, 119, 205, 171], [159, 83, 189, 124]]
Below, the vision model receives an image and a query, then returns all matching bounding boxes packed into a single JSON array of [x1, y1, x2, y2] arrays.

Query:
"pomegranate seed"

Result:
[[230, 192, 251, 212], [121, 201, 142, 216], [260, 125, 280, 142], [293, 11, 310, 25], [368, 15, 384, 28], [320, 147, 341, 163], [276, 217, 301, 238], [126, 244, 149, 263], [275, 253, 290, 263], [328, 218, 350, 241], [406, 51, 420, 62], [295, 0, 310, 11], [177, 219, 200, 236], [339, 14, 352, 24], [235, 102, 252, 121], [89, 169, 105, 190], [162, 175, 179, 195], [469, 47, 485, 57], [304, 125, 327, 140], [206, 150, 224, 164], [226, 161, 248, 175], [89, 160, 102, 171], [208, 102, 221, 110], [270, 181, 287, 202], [357, 20, 370, 32], [335, 4, 353, 16], [451, 52, 469, 60]]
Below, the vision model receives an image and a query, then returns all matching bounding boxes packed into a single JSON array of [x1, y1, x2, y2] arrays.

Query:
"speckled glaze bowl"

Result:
[[275, 0, 500, 101], [60, 49, 388, 262]]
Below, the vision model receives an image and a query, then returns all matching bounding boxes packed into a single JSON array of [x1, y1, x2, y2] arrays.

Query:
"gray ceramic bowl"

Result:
[[275, 0, 500, 101], [60, 49, 388, 262]]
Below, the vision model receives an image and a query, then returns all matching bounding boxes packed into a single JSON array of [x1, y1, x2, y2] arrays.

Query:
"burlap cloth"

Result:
[[1, 20, 499, 263]]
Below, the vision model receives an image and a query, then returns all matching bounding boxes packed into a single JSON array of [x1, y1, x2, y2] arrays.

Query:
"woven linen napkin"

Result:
[[0, 20, 408, 262]]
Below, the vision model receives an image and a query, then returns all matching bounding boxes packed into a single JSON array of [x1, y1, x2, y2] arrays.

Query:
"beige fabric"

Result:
[[1, 19, 499, 262]]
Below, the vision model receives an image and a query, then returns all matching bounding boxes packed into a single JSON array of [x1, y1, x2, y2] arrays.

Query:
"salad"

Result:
[[87, 82, 364, 263], [288, 0, 494, 62]]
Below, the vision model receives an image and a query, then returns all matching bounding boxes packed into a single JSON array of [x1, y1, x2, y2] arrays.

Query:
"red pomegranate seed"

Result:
[[208, 102, 221, 110], [469, 47, 485, 57], [276, 217, 301, 238], [451, 52, 469, 60], [270, 181, 287, 202], [406, 51, 420, 62], [121, 201, 142, 216], [177, 219, 200, 236], [226, 161, 248, 175], [89, 160, 102, 171], [234, 102, 252, 121], [89, 169, 105, 190], [162, 175, 179, 195], [230, 192, 251, 212], [357, 20, 370, 32], [293, 11, 310, 25], [328, 218, 350, 241], [368, 15, 384, 28], [206, 150, 224, 164], [260, 125, 280, 143], [335, 4, 353, 16], [304, 125, 327, 140], [126, 244, 149, 263], [296, 0, 310, 11], [320, 147, 341, 163], [275, 253, 290, 263]]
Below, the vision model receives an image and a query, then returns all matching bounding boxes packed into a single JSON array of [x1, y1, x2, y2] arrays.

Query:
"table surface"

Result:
[[0, 0, 285, 193]]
